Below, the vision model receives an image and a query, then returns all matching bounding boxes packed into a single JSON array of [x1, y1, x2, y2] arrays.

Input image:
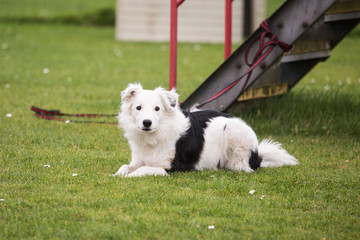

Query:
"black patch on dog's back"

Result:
[[169, 110, 232, 172], [249, 150, 262, 170]]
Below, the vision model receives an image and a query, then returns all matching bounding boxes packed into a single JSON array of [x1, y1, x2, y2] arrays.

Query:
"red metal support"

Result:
[[177, 0, 185, 7], [224, 0, 234, 60], [169, 0, 185, 90], [170, 0, 232, 89]]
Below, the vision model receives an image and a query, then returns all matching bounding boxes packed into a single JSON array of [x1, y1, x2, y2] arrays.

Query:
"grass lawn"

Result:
[[0, 0, 114, 19], [1, 1, 360, 239]]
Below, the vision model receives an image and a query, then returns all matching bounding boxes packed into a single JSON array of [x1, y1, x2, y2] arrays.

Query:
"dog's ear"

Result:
[[121, 83, 143, 102], [166, 88, 179, 109], [155, 87, 179, 112]]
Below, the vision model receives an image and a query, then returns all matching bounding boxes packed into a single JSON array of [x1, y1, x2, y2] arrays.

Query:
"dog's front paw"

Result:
[[113, 164, 132, 176], [126, 166, 168, 177]]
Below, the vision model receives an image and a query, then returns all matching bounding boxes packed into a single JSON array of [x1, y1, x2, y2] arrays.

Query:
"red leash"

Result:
[[31, 106, 118, 124], [196, 19, 292, 109]]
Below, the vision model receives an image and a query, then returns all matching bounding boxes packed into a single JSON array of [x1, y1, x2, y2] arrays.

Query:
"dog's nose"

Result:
[[142, 119, 152, 128]]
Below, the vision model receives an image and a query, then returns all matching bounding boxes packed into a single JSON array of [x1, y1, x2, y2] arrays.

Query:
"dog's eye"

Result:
[[155, 106, 160, 111], [136, 106, 141, 111]]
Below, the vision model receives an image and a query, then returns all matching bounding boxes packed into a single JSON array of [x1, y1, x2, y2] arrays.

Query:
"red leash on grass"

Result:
[[31, 106, 118, 125], [195, 19, 292, 109]]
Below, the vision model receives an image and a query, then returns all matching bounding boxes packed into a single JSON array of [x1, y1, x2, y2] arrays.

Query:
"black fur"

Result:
[[169, 110, 232, 172], [249, 150, 263, 170]]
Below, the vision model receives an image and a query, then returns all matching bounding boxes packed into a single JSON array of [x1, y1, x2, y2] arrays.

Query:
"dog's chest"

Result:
[[135, 142, 175, 170]]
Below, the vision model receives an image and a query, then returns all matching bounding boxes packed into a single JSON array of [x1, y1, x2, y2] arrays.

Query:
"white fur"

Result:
[[196, 117, 258, 173], [114, 83, 298, 177], [258, 139, 298, 167], [115, 83, 189, 177]]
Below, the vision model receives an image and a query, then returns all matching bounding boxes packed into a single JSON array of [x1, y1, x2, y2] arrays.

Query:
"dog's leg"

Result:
[[221, 118, 257, 173], [126, 166, 168, 177], [224, 147, 254, 173]]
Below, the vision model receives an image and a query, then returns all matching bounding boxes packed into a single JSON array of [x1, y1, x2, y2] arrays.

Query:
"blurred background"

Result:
[[0, 0, 284, 41]]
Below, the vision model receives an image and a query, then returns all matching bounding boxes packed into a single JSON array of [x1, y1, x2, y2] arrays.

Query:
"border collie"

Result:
[[114, 83, 297, 177]]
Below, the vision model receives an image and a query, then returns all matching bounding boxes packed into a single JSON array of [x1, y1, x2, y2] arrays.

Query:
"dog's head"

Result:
[[119, 83, 179, 133]]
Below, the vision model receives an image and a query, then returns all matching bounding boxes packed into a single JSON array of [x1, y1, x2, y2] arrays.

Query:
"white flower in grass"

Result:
[[5, 84, 10, 89], [16, 34, 23, 40], [44, 165, 50, 168], [43, 68, 50, 74], [0, 199, 5, 201], [337, 80, 343, 86], [2, 43, 8, 50], [6, 113, 12, 118], [249, 190, 255, 195], [310, 78, 316, 84], [325, 75, 330, 82], [72, 173, 78, 177], [193, 44, 201, 51], [260, 195, 265, 200], [208, 225, 215, 230], [324, 85, 330, 91], [346, 76, 351, 85], [65, 120, 70, 124], [113, 47, 123, 58], [115, 50, 123, 58]]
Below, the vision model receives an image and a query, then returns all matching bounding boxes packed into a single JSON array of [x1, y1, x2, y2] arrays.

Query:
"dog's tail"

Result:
[[258, 139, 298, 168]]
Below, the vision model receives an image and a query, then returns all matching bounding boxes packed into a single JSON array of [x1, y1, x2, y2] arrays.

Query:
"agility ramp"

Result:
[[181, 0, 360, 111]]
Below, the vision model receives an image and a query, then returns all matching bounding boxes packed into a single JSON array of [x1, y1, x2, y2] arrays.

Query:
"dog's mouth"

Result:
[[140, 127, 156, 132]]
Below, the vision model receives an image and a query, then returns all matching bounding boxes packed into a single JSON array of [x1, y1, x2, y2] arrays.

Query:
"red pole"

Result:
[[224, 0, 233, 60], [169, 0, 185, 90]]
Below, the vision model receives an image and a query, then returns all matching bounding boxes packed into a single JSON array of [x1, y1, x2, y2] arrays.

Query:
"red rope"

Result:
[[195, 19, 292, 109], [31, 106, 117, 117], [31, 106, 118, 124]]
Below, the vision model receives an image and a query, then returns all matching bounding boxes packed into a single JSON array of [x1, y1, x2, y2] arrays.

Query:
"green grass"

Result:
[[0, 0, 114, 19], [1, 1, 360, 239], [0, 0, 115, 26]]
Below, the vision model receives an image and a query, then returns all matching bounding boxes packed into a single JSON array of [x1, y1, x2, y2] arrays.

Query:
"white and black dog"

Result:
[[114, 83, 297, 177]]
